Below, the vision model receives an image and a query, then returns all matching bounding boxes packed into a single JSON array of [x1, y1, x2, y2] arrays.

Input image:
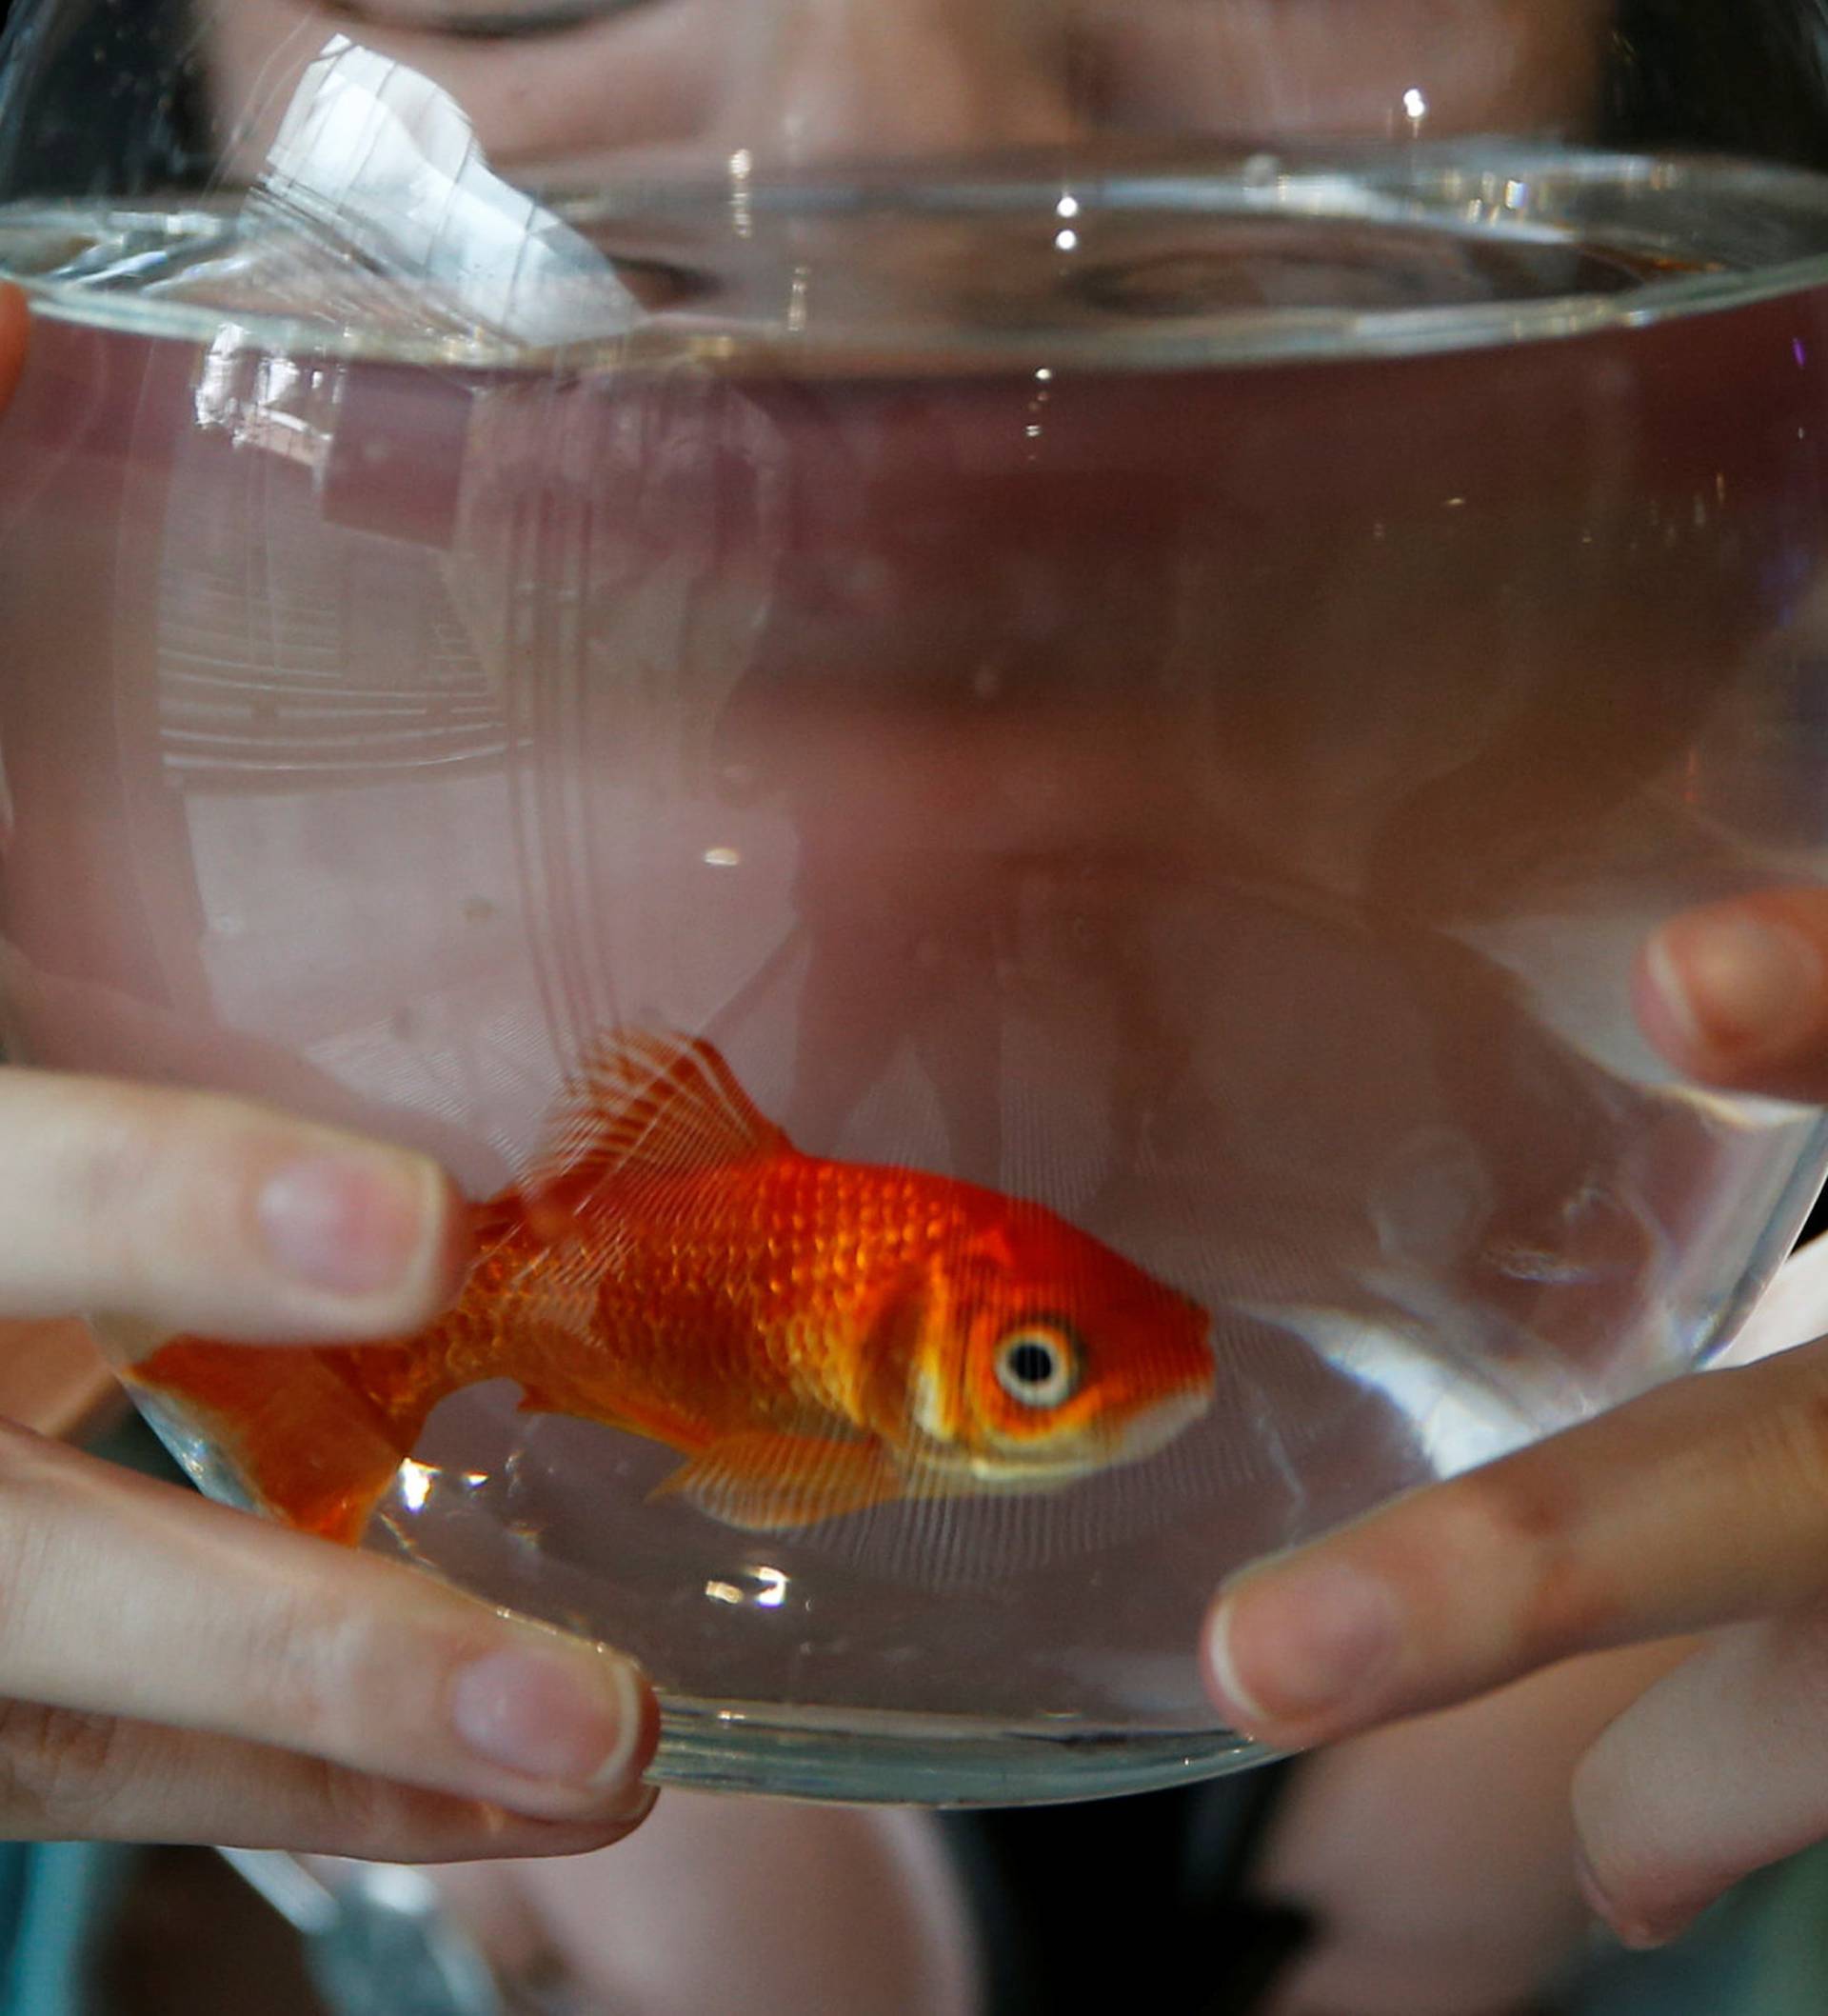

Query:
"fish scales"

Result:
[[132, 1031, 1215, 1538]]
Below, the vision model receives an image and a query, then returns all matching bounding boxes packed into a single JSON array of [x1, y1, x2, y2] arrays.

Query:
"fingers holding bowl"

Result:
[[1637, 887, 1828, 1102], [1571, 1603, 1828, 1946], [0, 1706, 651, 1863], [0, 1056, 658, 1852], [1202, 1336, 1828, 1750], [0, 1068, 467, 1345], [1202, 885, 1828, 1747], [0, 1422, 657, 1846], [1561, 878, 1828, 1937]]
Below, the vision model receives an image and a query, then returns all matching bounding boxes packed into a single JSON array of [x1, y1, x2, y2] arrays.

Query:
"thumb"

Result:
[[1572, 1604, 1828, 1947], [1202, 1335, 1828, 1748], [1636, 888, 1828, 1103]]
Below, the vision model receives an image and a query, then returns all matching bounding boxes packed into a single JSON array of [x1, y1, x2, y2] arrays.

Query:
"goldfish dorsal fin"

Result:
[[527, 1028, 791, 1192]]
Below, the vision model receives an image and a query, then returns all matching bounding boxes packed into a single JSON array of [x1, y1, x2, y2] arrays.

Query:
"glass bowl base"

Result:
[[651, 1700, 1267, 1806], [137, 1401, 1263, 1805]]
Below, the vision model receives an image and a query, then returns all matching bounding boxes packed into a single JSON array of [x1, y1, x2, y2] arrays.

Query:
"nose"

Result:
[[727, 0, 1080, 162]]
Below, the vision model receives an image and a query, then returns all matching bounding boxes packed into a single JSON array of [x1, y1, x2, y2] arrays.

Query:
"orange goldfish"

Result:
[[133, 1031, 1214, 1541]]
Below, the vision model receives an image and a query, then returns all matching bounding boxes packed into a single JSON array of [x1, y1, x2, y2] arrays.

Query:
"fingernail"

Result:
[[1644, 910, 1824, 1062], [256, 1152, 435, 1297], [1207, 1562, 1399, 1731], [451, 1645, 650, 1794], [1575, 1847, 1698, 1951]]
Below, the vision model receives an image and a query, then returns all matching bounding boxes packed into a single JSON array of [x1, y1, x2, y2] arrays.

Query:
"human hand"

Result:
[[0, 282, 654, 1864], [0, 1065, 657, 1860], [1203, 887, 1828, 1951]]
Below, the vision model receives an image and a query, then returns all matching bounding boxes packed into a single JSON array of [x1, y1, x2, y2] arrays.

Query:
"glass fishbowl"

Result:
[[3, 0, 1828, 1802]]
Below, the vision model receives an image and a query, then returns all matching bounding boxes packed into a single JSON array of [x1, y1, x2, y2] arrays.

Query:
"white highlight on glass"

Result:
[[261, 34, 635, 344], [705, 1566, 790, 1607], [1055, 228, 1080, 252]]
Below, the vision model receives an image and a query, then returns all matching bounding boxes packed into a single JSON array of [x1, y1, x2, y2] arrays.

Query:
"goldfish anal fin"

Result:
[[527, 1028, 792, 1197], [649, 1432, 902, 1531]]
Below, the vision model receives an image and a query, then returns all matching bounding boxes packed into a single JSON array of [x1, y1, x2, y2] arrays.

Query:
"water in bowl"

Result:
[[2, 145, 1826, 1799]]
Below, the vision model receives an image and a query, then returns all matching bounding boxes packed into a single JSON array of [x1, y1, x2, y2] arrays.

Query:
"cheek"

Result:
[[1083, 0, 1604, 140]]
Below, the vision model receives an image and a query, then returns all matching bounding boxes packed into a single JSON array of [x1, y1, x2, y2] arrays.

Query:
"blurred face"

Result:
[[210, 0, 1610, 176]]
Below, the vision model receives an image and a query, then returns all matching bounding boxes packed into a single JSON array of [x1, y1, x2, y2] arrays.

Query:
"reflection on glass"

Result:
[[4, 0, 1828, 1800]]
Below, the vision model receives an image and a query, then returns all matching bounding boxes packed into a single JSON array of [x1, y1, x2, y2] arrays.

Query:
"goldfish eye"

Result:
[[993, 1324, 1080, 1409]]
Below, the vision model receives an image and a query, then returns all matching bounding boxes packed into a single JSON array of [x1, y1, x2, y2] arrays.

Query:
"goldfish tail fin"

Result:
[[650, 1431, 902, 1531], [526, 1029, 791, 1199], [129, 1338, 453, 1546]]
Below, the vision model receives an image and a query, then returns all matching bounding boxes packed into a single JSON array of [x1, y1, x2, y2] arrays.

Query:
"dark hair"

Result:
[[0, 0, 209, 196], [1606, 0, 1828, 167]]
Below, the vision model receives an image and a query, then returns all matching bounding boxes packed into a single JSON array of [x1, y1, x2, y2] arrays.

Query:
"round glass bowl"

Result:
[[5, 2, 1828, 1800]]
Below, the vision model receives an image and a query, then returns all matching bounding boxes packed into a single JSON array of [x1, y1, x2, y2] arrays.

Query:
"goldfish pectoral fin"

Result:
[[649, 1434, 902, 1531]]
